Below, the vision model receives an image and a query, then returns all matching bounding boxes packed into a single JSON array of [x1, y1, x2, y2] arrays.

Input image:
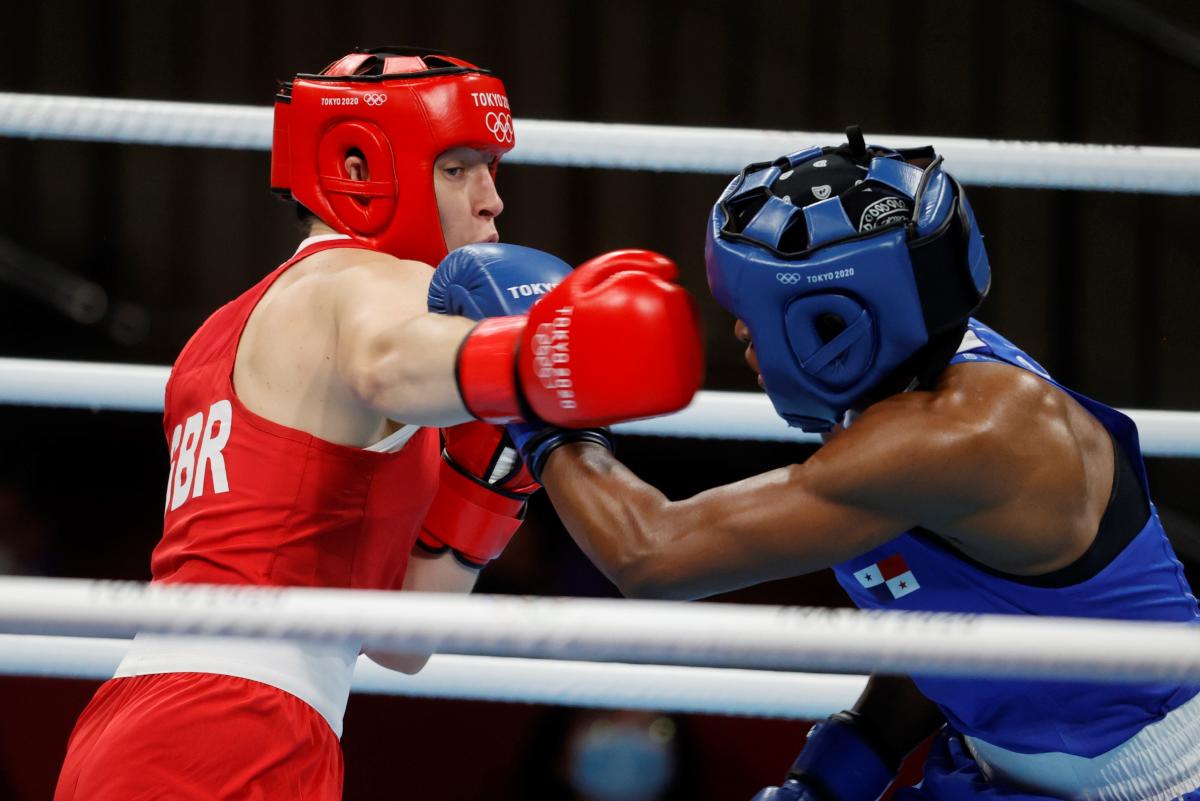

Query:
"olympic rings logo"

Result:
[[363, 92, 387, 107], [776, 273, 803, 284], [486, 111, 514, 144]]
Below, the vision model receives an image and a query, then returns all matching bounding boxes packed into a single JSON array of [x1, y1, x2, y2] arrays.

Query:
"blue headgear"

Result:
[[705, 127, 991, 432]]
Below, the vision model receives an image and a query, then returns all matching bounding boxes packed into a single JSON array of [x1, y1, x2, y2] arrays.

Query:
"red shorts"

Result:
[[54, 672, 343, 801]]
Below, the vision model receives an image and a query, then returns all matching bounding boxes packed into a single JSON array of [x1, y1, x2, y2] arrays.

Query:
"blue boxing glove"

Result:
[[750, 712, 896, 801], [428, 243, 570, 320]]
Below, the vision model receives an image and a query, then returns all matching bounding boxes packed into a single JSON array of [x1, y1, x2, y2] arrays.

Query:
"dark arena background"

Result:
[[1, 1, 1199, 799]]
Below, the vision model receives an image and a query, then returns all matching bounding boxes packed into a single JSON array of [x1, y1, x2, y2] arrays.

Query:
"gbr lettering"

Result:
[[165, 399, 232, 513]]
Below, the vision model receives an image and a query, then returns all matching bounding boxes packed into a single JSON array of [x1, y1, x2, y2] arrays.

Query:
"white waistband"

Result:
[[114, 632, 360, 738], [965, 690, 1200, 801]]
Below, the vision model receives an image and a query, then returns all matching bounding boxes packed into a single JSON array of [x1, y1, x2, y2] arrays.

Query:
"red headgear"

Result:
[[270, 47, 514, 266]]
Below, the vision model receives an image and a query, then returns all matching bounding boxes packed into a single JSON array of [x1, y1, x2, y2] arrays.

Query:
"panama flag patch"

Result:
[[853, 554, 920, 602]]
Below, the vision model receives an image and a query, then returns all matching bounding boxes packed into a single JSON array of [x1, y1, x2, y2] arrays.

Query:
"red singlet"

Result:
[[55, 236, 440, 800]]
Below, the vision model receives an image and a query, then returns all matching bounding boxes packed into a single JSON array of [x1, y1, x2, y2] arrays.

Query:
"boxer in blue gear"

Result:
[[706, 125, 989, 433], [519, 128, 1200, 799]]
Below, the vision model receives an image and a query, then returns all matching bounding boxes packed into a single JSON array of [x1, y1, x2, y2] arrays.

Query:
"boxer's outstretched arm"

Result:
[[335, 246, 702, 429], [538, 399, 1001, 601], [334, 254, 477, 426], [537, 443, 909, 600]]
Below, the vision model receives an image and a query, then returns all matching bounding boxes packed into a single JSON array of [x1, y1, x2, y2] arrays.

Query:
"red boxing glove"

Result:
[[457, 249, 704, 427], [418, 422, 538, 568]]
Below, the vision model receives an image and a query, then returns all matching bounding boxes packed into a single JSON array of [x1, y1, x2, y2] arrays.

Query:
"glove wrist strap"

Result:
[[457, 316, 527, 423], [419, 458, 527, 567], [523, 429, 613, 483]]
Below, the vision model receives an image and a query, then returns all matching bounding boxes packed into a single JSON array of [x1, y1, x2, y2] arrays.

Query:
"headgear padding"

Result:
[[270, 47, 514, 266], [705, 127, 991, 432]]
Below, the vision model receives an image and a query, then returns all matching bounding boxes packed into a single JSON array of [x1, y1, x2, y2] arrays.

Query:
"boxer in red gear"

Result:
[[54, 48, 701, 801]]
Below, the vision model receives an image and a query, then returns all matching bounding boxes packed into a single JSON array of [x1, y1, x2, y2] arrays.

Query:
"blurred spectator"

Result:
[[520, 709, 700, 801]]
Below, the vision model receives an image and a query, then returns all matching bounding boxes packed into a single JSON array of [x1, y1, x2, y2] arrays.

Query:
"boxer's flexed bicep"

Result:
[[806, 360, 1103, 575], [647, 397, 1004, 598], [637, 378, 1067, 598], [333, 254, 476, 426], [800, 394, 1005, 529]]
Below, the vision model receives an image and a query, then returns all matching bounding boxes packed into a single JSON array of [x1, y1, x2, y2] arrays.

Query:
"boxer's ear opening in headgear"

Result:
[[294, 147, 370, 227], [816, 313, 848, 345]]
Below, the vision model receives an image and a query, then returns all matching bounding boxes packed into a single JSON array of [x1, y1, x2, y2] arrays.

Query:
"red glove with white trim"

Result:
[[456, 249, 704, 427]]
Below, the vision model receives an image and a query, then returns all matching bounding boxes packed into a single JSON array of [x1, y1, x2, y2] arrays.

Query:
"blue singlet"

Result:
[[833, 320, 1200, 759]]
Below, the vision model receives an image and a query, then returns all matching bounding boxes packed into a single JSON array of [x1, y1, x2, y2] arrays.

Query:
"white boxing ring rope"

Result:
[[2, 356, 1200, 457], [3, 92, 1200, 194], [4, 93, 1200, 721], [3, 578, 1200, 685], [0, 635, 866, 720]]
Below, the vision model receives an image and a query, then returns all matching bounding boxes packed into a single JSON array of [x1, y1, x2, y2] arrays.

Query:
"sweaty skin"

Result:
[[232, 147, 506, 672], [539, 321, 1115, 759]]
